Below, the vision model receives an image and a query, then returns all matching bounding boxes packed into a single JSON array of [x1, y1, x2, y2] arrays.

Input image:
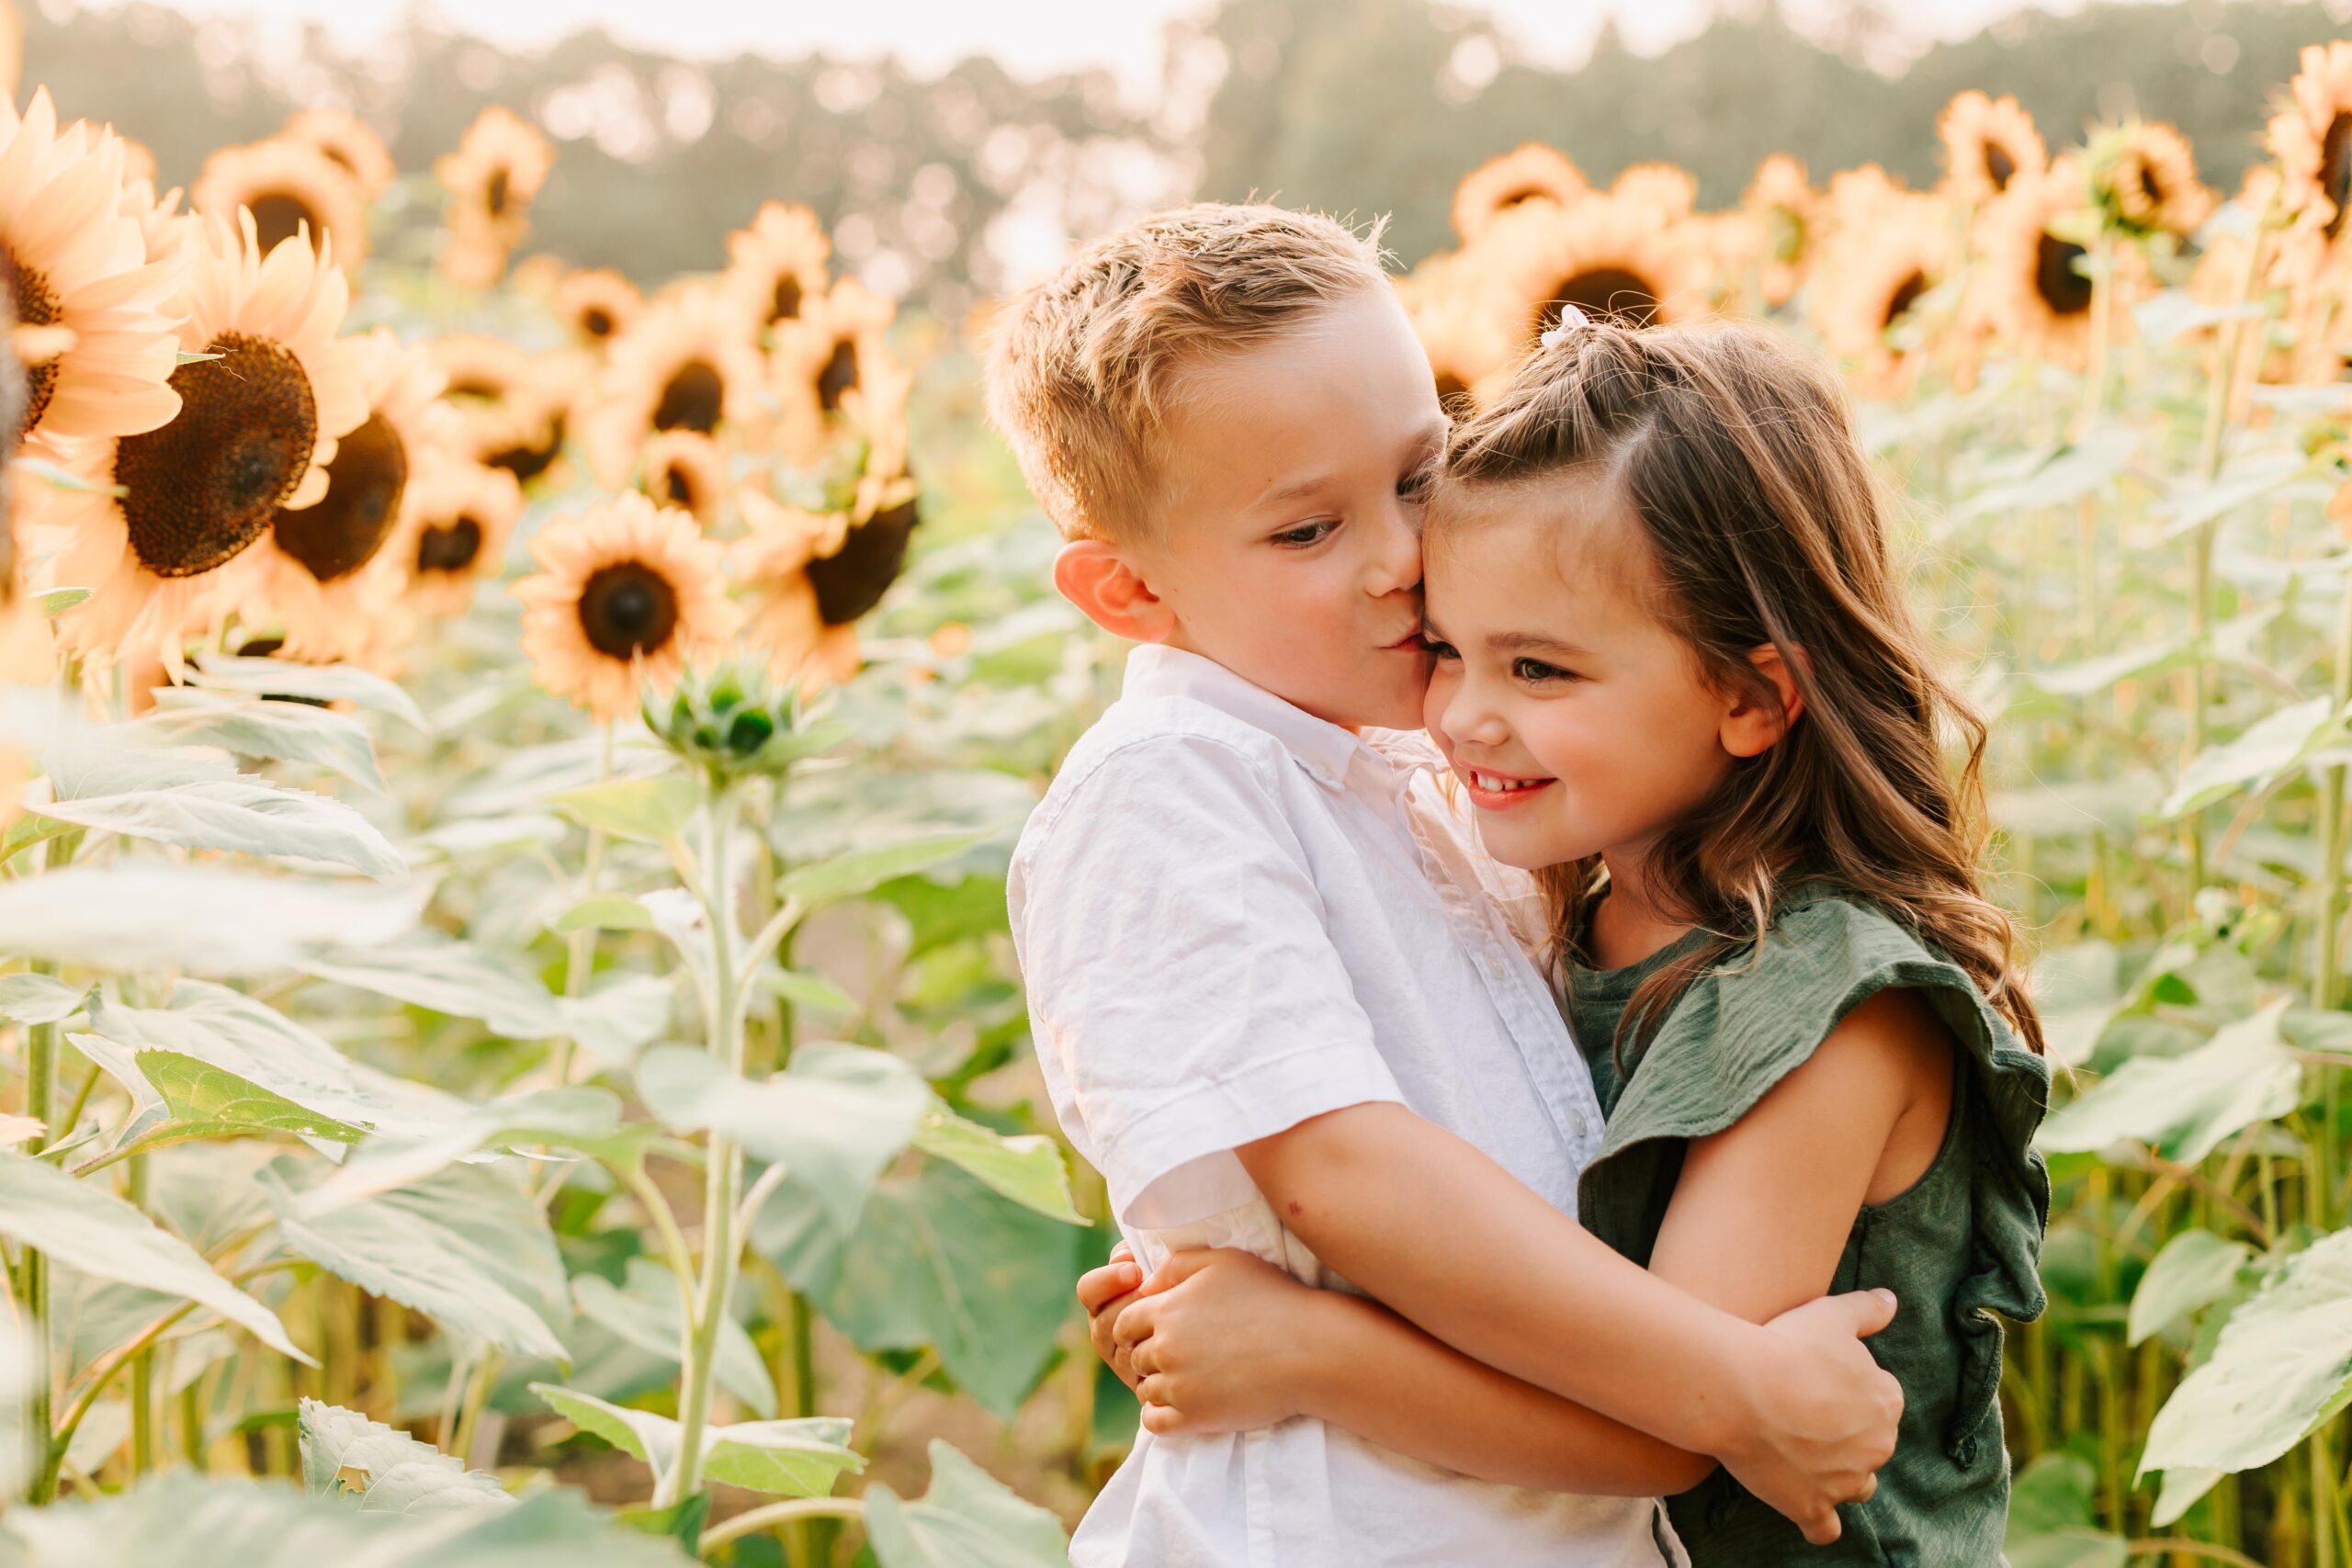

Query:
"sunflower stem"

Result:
[[127, 1152, 154, 1478], [17, 960, 54, 1501], [658, 779, 744, 1509]]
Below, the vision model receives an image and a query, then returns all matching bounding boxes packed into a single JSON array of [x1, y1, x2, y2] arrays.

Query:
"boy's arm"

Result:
[[1110, 1247, 1715, 1495], [1229, 1103, 1900, 1543]]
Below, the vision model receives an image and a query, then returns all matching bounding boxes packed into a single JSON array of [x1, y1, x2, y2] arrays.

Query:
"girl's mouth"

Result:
[[1458, 768, 1556, 810]]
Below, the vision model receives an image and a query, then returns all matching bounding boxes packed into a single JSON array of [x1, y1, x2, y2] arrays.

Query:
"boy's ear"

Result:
[[1720, 642, 1807, 759], [1053, 539, 1179, 644]]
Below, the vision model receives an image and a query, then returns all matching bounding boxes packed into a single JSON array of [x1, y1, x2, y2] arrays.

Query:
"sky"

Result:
[[54, 0, 2108, 92]]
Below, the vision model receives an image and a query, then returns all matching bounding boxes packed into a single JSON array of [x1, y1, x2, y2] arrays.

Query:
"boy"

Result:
[[989, 204, 1898, 1568]]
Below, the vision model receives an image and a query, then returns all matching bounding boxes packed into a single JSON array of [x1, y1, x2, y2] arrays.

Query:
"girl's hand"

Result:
[[1111, 1248, 1324, 1437], [1076, 1240, 1145, 1393]]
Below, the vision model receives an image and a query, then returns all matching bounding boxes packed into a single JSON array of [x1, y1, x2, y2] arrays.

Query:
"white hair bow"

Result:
[[1539, 303, 1591, 348]]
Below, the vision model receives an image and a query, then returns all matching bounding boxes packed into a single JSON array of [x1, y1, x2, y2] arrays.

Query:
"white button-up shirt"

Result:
[[1010, 644, 1679, 1568]]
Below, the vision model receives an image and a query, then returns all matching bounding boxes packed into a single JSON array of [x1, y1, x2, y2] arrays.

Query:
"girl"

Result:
[[1090, 317, 2051, 1563]]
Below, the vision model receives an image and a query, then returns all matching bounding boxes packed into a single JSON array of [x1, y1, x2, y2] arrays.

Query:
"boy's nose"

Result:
[[1365, 511, 1422, 597]]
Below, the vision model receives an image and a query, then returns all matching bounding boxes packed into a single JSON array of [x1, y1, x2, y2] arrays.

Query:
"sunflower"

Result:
[[282, 107, 395, 204], [434, 335, 575, 486], [514, 491, 741, 722], [2091, 120, 2215, 238], [435, 106, 554, 288], [555, 266, 644, 348], [1939, 91, 2047, 205], [193, 136, 369, 270], [1394, 256, 1518, 411], [638, 429, 729, 526], [35, 212, 366, 674], [1741, 153, 1818, 307], [721, 201, 831, 338], [2268, 40, 2352, 243], [732, 490, 853, 688], [1475, 185, 1713, 338], [118, 134, 156, 189], [383, 450, 523, 618], [767, 277, 898, 466], [1811, 190, 1955, 399], [1451, 143, 1588, 245], [1969, 157, 2131, 369], [0, 89, 180, 450], [588, 286, 767, 484], [226, 327, 450, 662]]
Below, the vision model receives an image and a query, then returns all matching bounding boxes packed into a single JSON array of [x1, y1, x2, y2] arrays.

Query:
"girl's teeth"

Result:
[[1472, 771, 1540, 793]]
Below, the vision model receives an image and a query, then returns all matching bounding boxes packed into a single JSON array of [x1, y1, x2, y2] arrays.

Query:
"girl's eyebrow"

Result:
[[1488, 630, 1591, 658]]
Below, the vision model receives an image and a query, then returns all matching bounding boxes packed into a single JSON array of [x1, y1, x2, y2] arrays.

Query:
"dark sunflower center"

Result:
[[808, 493, 920, 626], [770, 276, 804, 322], [1767, 206, 1806, 265], [1433, 371, 1471, 412], [319, 145, 359, 179], [653, 360, 724, 434], [1985, 142, 2017, 192], [816, 341, 860, 412], [664, 465, 695, 506], [2324, 112, 2352, 240], [582, 307, 615, 338], [6, 248, 60, 445], [446, 376, 506, 400], [2034, 233, 2094, 317], [488, 411, 565, 484], [1539, 268, 1660, 331], [2138, 164, 2164, 207], [1883, 272, 1928, 331], [114, 331, 319, 579], [416, 514, 484, 574], [576, 559, 680, 660], [249, 192, 322, 254], [271, 410, 406, 581], [1498, 186, 1546, 210], [486, 167, 512, 218]]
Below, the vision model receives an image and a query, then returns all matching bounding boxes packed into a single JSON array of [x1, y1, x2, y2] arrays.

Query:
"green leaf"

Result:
[[2039, 998, 2303, 1165], [636, 1043, 929, 1229], [190, 651, 429, 731], [0, 1472, 695, 1565], [37, 739, 407, 879], [0, 1150, 305, 1361], [297, 1397, 510, 1514], [1961, 428, 2137, 518], [2006, 1533, 2129, 1568], [553, 896, 654, 934], [571, 1257, 777, 1417], [2156, 696, 2349, 820], [752, 1161, 1086, 1418], [776, 830, 993, 913], [556, 972, 675, 1070], [33, 586, 89, 616], [13, 453, 121, 496], [134, 689, 389, 793], [2154, 449, 2311, 537], [0, 972, 87, 1025], [546, 775, 698, 844], [2129, 1228, 2256, 1346], [2018, 635, 2202, 704], [297, 1086, 628, 1210], [864, 1440, 1069, 1568], [261, 1157, 571, 1359], [757, 967, 858, 1017], [913, 1105, 1083, 1224], [118, 1050, 369, 1150], [296, 936, 566, 1039], [2140, 1226, 2352, 1490], [530, 1384, 861, 1498]]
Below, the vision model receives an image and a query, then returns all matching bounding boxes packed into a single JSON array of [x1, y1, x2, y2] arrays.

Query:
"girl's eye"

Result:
[[1420, 636, 1459, 660], [1514, 657, 1577, 683], [1397, 467, 1436, 503], [1271, 520, 1337, 547]]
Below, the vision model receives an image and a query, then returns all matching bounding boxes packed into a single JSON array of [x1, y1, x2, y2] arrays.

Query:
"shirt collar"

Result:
[[1119, 644, 1423, 795]]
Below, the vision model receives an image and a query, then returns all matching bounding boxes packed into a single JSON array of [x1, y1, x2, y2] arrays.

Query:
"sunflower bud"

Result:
[[646, 659, 839, 784]]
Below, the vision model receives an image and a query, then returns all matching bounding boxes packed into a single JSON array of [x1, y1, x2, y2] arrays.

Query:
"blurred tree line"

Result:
[[21, 0, 2351, 308]]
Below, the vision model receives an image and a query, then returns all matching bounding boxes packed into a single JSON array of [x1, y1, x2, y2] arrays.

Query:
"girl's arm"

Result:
[[1109, 989, 1950, 1500]]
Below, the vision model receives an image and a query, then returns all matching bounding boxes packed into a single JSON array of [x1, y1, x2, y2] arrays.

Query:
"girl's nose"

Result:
[[1435, 678, 1510, 750]]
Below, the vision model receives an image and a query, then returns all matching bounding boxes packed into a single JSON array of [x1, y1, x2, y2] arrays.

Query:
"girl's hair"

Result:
[[1436, 317, 2043, 1057]]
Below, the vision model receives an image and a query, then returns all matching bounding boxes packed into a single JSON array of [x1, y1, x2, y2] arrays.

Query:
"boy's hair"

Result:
[[1434, 319, 2044, 1057], [982, 202, 1389, 542]]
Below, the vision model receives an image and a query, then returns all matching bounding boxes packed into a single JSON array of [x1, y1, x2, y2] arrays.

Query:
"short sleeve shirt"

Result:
[[1010, 644, 1679, 1568]]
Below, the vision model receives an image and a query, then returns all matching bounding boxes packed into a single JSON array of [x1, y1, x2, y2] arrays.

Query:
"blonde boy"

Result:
[[989, 204, 1898, 1568]]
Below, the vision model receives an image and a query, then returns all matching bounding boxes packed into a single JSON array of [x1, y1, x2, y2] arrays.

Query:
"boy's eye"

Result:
[[1513, 657, 1577, 683], [1271, 520, 1337, 547]]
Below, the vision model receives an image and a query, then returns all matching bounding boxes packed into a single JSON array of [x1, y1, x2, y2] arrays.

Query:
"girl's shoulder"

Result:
[[1595, 892, 2052, 1170]]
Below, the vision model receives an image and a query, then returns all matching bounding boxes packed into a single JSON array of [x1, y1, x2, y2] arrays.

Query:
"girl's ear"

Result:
[[1053, 539, 1179, 644], [1720, 642, 1807, 759]]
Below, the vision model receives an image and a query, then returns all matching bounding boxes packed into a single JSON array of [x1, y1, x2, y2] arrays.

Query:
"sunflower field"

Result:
[[0, 21, 2347, 1568]]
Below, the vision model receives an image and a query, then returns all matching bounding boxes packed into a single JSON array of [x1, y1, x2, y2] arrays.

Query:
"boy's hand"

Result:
[[1078, 1240, 1147, 1393], [1720, 1290, 1905, 1546], [1112, 1248, 1320, 1437]]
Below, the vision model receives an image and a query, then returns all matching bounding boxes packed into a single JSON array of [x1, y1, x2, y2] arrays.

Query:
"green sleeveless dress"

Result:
[[1566, 894, 2051, 1566]]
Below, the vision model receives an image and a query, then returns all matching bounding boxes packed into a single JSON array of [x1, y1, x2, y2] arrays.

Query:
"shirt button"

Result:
[[1479, 953, 1504, 980], [1571, 1111, 1589, 1136]]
